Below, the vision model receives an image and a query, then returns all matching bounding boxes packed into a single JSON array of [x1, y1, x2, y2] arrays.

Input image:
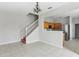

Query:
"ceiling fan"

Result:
[[33, 2, 53, 14], [33, 2, 41, 14], [28, 2, 53, 15]]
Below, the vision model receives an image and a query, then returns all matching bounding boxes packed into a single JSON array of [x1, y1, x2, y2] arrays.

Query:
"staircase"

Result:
[[26, 19, 38, 37], [21, 19, 38, 44]]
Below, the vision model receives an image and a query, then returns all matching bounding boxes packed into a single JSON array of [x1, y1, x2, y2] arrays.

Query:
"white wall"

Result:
[[70, 17, 76, 39], [0, 11, 37, 45]]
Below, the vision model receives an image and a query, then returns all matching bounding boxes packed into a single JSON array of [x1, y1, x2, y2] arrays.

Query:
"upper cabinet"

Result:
[[44, 21, 63, 31]]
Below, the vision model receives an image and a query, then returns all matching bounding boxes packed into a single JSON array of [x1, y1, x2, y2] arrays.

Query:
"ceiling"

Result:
[[0, 2, 69, 15], [41, 2, 79, 18], [38, 2, 68, 14], [0, 2, 79, 17], [0, 2, 35, 14]]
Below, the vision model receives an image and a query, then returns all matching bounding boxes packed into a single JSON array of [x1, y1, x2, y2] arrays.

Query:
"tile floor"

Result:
[[64, 39, 79, 55], [0, 41, 79, 57]]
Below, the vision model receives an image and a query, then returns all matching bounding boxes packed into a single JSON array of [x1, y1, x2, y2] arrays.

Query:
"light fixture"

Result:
[[33, 2, 41, 14]]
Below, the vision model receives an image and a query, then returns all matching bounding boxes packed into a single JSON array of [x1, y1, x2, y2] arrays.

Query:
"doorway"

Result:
[[75, 24, 79, 39], [64, 24, 70, 41]]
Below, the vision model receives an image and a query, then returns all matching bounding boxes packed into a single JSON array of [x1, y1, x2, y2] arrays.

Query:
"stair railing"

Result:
[[26, 19, 38, 37]]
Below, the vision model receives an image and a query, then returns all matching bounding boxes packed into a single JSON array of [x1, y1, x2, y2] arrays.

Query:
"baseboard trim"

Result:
[[27, 40, 40, 44], [0, 40, 20, 45], [41, 40, 52, 45], [41, 40, 63, 48]]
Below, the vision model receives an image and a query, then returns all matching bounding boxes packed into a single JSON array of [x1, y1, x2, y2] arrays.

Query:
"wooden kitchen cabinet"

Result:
[[44, 21, 62, 30], [44, 21, 49, 29]]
